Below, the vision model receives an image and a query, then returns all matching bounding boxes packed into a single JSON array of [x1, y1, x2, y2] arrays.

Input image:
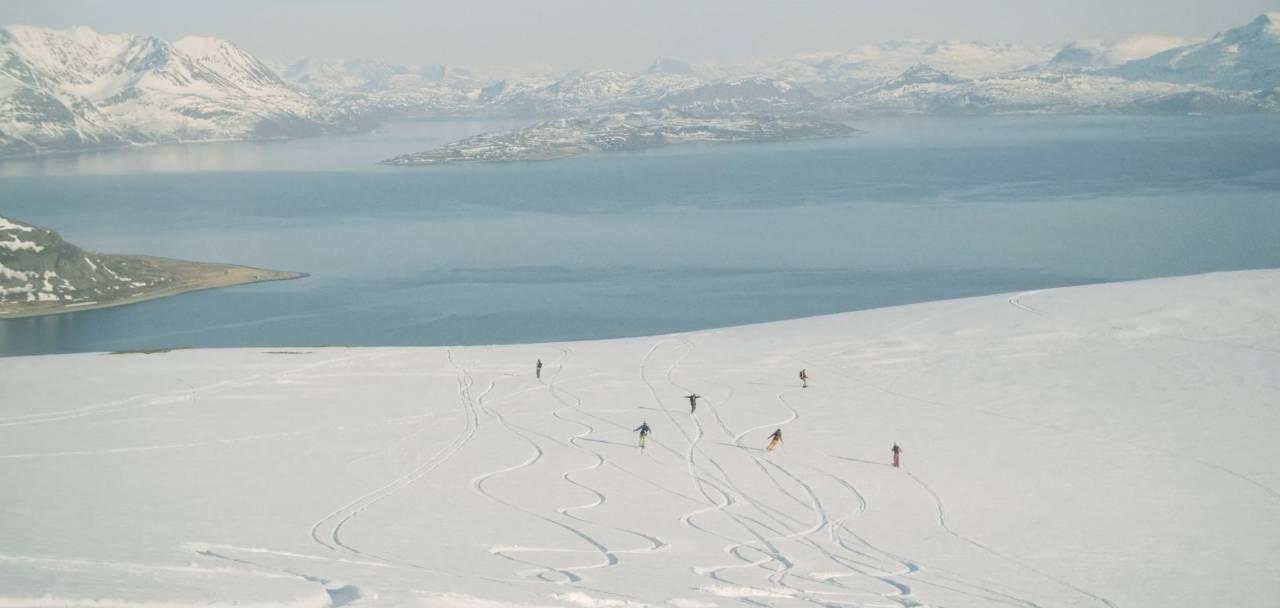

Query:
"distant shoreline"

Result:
[[0, 256, 306, 320]]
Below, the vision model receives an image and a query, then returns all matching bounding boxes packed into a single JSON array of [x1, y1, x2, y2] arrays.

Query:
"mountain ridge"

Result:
[[2, 15, 1278, 159]]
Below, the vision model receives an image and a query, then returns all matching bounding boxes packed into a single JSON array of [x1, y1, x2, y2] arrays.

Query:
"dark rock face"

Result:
[[0, 215, 170, 305]]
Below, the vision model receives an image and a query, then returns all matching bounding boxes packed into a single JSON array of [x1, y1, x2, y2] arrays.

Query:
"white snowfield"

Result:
[[1, 271, 1277, 608]]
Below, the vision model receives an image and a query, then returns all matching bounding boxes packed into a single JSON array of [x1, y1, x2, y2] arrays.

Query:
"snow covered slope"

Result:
[[1115, 13, 1280, 90], [2, 270, 1277, 607], [1048, 36, 1192, 69], [835, 67, 1270, 114], [751, 40, 1057, 96], [0, 25, 348, 158]]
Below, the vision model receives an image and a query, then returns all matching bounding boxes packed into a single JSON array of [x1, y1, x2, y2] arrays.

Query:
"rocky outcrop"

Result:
[[0, 215, 302, 318]]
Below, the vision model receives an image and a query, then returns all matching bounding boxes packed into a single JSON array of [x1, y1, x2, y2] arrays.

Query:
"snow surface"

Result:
[[0, 271, 1278, 608]]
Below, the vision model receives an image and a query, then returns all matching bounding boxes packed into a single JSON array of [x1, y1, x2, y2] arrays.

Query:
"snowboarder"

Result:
[[799, 369, 808, 388], [891, 443, 903, 468], [767, 428, 783, 452], [536, 359, 543, 379], [686, 393, 701, 413], [635, 421, 652, 449]]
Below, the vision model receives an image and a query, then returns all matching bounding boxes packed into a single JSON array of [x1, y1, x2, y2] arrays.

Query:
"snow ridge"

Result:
[[0, 25, 350, 158]]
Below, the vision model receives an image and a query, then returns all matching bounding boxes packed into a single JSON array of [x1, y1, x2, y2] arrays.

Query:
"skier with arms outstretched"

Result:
[[686, 393, 701, 413]]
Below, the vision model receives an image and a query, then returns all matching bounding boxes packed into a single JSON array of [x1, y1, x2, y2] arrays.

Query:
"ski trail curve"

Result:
[[308, 350, 479, 567], [453, 349, 620, 585], [905, 470, 1117, 608]]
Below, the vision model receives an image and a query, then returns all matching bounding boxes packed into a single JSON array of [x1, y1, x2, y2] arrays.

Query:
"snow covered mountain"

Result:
[[3, 14, 1278, 159], [284, 43, 1046, 119], [749, 40, 1058, 96], [480, 69, 706, 115], [835, 66, 1274, 115], [1115, 12, 1280, 91], [0, 25, 350, 158], [288, 15, 1280, 120], [830, 15, 1280, 115], [1048, 35, 1192, 69]]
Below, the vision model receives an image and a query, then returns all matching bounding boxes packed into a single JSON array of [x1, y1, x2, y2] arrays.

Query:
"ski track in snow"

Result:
[[905, 471, 1117, 608], [1008, 290, 1051, 316], [547, 346, 672, 558], [800, 312, 1116, 608], [0, 349, 401, 430], [668, 335, 1062, 608], [9, 274, 1278, 606], [454, 348, 624, 588], [306, 350, 479, 573], [642, 340, 783, 596], [654, 336, 916, 608]]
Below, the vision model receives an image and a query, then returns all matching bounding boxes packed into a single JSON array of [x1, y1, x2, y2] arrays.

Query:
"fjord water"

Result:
[[2, 116, 1278, 356]]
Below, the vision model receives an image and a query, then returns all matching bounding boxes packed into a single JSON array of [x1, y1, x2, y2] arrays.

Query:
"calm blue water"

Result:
[[2, 116, 1279, 356]]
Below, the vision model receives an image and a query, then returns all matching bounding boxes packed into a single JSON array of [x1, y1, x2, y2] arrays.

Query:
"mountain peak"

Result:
[[646, 58, 696, 76], [895, 64, 958, 84], [1257, 12, 1280, 35], [1114, 12, 1280, 90], [1214, 12, 1280, 44], [173, 35, 247, 61], [1052, 35, 1191, 67]]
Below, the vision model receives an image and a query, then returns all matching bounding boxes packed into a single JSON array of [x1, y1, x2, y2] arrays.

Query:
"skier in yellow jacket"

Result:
[[767, 428, 783, 452]]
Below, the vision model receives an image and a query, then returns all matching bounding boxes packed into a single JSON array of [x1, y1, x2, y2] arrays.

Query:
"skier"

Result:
[[635, 421, 652, 449], [686, 393, 701, 413], [536, 359, 543, 379], [767, 428, 784, 452], [891, 443, 903, 468], [799, 369, 808, 388]]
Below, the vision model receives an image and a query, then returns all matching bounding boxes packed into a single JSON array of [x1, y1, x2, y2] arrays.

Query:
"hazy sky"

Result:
[[2, 0, 1274, 69]]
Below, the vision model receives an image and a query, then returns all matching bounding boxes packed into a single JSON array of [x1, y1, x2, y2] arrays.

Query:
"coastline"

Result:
[[0, 256, 306, 320]]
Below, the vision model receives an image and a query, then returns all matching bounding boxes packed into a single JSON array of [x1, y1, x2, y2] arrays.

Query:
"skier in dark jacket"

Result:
[[536, 359, 543, 379], [892, 443, 903, 468], [686, 393, 701, 413], [635, 421, 652, 449], [767, 428, 783, 452], [799, 369, 808, 388]]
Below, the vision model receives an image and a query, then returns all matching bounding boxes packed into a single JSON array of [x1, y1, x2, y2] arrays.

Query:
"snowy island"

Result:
[[1, 270, 1276, 607], [0, 216, 303, 318], [379, 111, 859, 166]]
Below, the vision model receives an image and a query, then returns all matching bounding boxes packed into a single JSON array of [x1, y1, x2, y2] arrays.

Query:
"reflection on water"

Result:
[[1, 116, 1278, 356], [0, 313, 77, 356], [0, 119, 530, 177]]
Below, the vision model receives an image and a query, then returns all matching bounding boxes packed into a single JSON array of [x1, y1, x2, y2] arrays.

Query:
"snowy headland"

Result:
[[1, 270, 1277, 607], [0, 215, 303, 319]]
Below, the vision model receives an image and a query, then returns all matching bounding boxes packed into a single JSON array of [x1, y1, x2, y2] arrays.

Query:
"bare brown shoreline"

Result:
[[0, 255, 306, 320]]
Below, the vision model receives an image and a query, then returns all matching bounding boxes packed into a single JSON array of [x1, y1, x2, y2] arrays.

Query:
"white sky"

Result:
[[1, 0, 1274, 69]]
